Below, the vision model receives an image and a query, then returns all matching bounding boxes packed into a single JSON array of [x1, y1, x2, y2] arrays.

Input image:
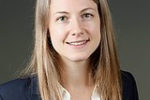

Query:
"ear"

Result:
[[46, 17, 50, 37], [45, 15, 50, 31]]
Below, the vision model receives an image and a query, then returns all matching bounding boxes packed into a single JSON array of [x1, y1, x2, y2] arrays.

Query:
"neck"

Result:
[[60, 58, 93, 89]]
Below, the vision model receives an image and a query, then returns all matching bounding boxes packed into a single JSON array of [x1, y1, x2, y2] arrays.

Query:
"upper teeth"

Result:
[[67, 40, 87, 46]]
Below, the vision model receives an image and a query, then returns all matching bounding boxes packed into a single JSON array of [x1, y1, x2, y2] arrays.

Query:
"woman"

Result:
[[0, 0, 139, 100]]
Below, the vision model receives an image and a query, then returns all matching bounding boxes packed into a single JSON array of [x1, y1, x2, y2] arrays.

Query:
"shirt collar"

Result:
[[59, 83, 100, 100]]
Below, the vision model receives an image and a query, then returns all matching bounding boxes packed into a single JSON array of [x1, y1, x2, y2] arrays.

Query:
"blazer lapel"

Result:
[[30, 75, 41, 100]]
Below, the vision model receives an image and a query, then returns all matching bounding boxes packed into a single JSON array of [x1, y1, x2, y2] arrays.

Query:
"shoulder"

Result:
[[121, 71, 138, 89], [121, 71, 136, 84], [121, 70, 139, 100], [0, 76, 34, 100]]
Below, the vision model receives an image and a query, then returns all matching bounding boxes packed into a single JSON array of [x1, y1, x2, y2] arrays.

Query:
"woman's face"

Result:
[[49, 0, 101, 63]]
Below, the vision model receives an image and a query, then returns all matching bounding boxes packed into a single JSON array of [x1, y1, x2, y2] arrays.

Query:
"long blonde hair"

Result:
[[22, 0, 122, 100]]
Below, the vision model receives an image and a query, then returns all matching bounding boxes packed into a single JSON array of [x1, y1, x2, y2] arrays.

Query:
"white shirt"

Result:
[[59, 85, 101, 100]]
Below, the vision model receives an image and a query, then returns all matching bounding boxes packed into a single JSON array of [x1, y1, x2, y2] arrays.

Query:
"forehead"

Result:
[[50, 0, 97, 13]]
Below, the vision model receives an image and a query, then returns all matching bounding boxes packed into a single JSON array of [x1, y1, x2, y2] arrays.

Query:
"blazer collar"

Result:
[[30, 75, 40, 95]]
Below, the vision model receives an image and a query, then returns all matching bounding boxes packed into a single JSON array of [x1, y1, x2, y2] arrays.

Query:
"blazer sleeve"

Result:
[[122, 71, 139, 100], [0, 77, 32, 100]]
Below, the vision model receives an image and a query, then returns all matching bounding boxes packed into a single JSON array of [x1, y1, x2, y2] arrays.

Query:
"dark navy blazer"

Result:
[[0, 71, 139, 100]]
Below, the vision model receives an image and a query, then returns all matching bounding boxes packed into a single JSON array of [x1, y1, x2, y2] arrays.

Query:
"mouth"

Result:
[[66, 39, 90, 46]]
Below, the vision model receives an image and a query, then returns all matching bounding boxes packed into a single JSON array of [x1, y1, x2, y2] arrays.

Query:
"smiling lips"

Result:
[[66, 39, 90, 46]]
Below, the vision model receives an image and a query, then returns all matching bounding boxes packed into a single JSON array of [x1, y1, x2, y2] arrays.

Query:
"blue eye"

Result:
[[57, 16, 68, 23], [82, 13, 94, 19]]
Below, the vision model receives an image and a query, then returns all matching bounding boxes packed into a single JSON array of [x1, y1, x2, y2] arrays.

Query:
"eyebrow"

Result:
[[81, 8, 96, 12], [54, 7, 96, 15]]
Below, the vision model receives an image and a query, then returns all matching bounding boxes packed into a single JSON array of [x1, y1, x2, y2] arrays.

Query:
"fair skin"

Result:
[[49, 0, 101, 99]]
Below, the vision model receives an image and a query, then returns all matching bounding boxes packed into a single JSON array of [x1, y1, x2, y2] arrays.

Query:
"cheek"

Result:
[[50, 25, 66, 43], [86, 21, 101, 46], [85, 21, 101, 37]]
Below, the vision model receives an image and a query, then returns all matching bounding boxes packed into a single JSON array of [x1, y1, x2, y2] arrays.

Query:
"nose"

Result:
[[71, 18, 83, 36]]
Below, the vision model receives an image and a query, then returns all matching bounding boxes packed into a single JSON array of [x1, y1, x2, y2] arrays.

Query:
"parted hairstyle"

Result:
[[22, 0, 122, 100]]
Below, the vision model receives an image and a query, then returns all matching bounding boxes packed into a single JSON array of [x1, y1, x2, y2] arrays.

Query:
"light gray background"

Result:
[[0, 0, 149, 100]]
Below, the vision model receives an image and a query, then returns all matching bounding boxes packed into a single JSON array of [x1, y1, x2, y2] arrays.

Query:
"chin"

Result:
[[68, 55, 90, 62]]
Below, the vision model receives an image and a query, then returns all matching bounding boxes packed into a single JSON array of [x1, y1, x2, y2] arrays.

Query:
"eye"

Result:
[[82, 13, 94, 20], [56, 16, 68, 23]]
